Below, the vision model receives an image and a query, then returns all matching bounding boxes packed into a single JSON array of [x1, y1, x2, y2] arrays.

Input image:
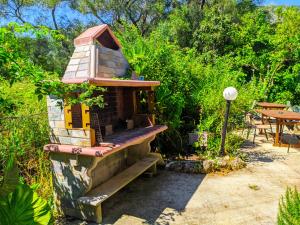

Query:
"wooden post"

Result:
[[275, 119, 280, 146], [148, 90, 155, 125], [132, 90, 137, 114]]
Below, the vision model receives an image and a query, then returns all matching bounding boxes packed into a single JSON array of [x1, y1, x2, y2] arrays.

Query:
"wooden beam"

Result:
[[148, 90, 155, 125], [132, 90, 137, 114]]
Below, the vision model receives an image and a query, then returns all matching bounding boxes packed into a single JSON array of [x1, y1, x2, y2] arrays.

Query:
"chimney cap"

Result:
[[74, 24, 121, 49]]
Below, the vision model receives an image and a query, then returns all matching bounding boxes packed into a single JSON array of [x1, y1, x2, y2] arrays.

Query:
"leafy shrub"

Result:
[[0, 184, 52, 225], [0, 157, 52, 225], [117, 22, 262, 156], [196, 133, 245, 159], [278, 187, 300, 225], [117, 5, 300, 157], [225, 133, 245, 156], [0, 81, 52, 200]]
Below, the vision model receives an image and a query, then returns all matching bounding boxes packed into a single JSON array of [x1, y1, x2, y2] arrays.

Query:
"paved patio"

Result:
[[64, 136, 300, 225]]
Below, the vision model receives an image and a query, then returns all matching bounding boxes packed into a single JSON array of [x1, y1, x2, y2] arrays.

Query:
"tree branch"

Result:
[[51, 4, 59, 30], [86, 0, 109, 24], [200, 0, 206, 9]]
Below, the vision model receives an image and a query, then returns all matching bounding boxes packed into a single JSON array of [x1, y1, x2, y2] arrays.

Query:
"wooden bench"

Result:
[[77, 155, 159, 223]]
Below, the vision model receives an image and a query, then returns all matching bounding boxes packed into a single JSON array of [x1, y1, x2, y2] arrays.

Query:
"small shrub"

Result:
[[196, 132, 245, 159], [225, 133, 245, 156], [278, 187, 300, 225]]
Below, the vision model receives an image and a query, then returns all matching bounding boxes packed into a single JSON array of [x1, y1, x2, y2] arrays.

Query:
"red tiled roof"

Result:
[[74, 24, 121, 48]]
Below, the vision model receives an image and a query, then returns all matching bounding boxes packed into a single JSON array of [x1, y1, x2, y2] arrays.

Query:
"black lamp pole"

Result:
[[220, 100, 231, 156]]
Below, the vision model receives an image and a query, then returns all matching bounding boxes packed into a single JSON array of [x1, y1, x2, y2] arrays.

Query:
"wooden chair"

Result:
[[243, 112, 273, 144], [281, 123, 300, 153]]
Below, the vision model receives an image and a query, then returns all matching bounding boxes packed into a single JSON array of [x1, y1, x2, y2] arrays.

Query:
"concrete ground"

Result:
[[65, 136, 300, 225]]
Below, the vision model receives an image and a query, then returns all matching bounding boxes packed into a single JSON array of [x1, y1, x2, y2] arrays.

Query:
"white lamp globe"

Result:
[[223, 87, 238, 101]]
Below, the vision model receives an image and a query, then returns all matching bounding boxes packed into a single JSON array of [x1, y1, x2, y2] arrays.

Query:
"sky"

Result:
[[262, 0, 300, 5], [1, 0, 299, 27]]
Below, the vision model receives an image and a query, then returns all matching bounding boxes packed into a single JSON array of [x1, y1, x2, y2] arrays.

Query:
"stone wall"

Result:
[[62, 44, 128, 80], [47, 95, 93, 147], [91, 150, 127, 188], [63, 45, 91, 79], [96, 46, 128, 78]]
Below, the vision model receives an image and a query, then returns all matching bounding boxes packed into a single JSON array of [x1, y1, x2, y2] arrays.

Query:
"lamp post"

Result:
[[220, 87, 238, 156]]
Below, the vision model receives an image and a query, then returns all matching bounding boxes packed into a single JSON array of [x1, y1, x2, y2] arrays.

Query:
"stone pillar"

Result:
[[47, 95, 93, 147]]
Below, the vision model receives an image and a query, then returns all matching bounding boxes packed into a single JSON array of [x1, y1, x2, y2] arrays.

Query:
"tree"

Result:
[[70, 0, 173, 35], [38, 0, 62, 30], [0, 0, 35, 24]]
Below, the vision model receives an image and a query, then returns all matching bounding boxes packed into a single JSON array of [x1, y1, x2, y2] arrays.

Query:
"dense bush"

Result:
[[0, 81, 51, 199], [117, 24, 260, 155], [117, 5, 300, 156]]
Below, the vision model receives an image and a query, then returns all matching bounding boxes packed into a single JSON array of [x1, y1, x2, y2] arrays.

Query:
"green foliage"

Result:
[[117, 4, 300, 156], [0, 81, 52, 200], [225, 133, 245, 156], [0, 23, 63, 84], [0, 157, 52, 225], [117, 22, 258, 155], [278, 187, 300, 225], [0, 159, 19, 198], [197, 133, 245, 159], [36, 80, 106, 108], [118, 24, 203, 154], [0, 23, 105, 108], [73, 0, 171, 34], [0, 184, 52, 225]]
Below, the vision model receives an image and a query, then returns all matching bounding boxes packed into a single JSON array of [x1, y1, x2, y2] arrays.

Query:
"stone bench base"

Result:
[[73, 155, 158, 223]]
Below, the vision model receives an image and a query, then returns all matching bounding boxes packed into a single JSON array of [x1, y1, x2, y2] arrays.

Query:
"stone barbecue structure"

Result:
[[44, 24, 167, 223], [63, 25, 128, 80]]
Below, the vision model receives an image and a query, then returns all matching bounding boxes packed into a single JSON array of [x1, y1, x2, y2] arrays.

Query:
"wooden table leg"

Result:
[[259, 113, 264, 134], [274, 119, 280, 146], [279, 122, 283, 146]]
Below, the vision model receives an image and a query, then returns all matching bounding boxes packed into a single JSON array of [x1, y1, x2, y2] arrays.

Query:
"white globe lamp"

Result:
[[223, 87, 238, 101], [220, 87, 238, 156]]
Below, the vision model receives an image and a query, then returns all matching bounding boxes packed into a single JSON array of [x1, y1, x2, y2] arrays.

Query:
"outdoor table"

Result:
[[256, 109, 300, 147], [257, 102, 287, 110], [256, 102, 286, 134]]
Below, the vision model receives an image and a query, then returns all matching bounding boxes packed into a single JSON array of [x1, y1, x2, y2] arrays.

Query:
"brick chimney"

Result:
[[62, 24, 128, 82]]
